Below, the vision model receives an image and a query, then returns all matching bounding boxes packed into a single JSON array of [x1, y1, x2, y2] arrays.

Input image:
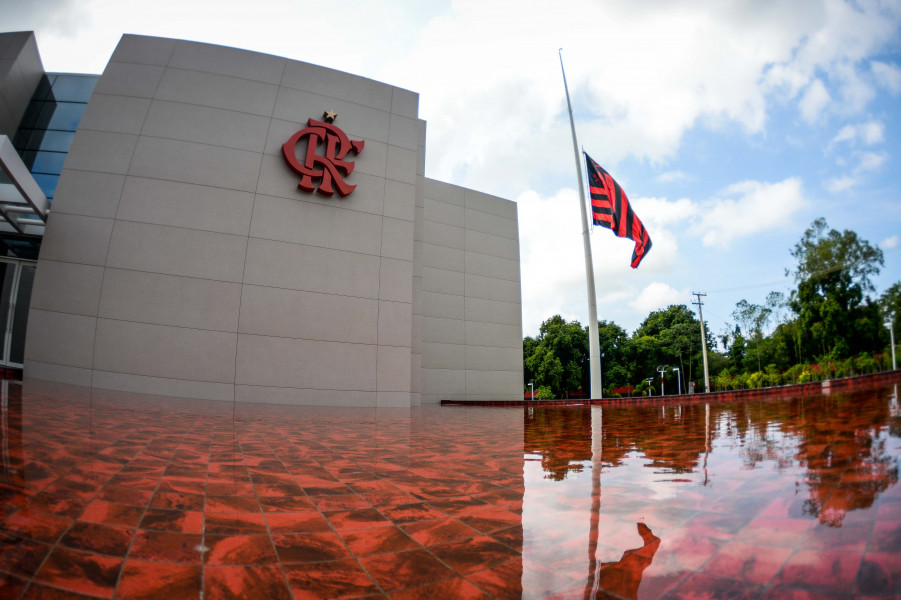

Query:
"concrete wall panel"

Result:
[[78, 93, 151, 135], [30, 260, 103, 317], [128, 136, 261, 192], [65, 130, 137, 174], [155, 68, 278, 116], [243, 238, 380, 299], [38, 213, 113, 267], [106, 221, 247, 282], [110, 34, 176, 66], [169, 40, 285, 85], [94, 62, 164, 98], [238, 285, 378, 344], [378, 300, 413, 348], [421, 266, 464, 296], [141, 100, 271, 152], [51, 170, 124, 219], [235, 335, 376, 391], [420, 342, 464, 370], [98, 269, 242, 332], [25, 310, 96, 369], [391, 89, 419, 119], [424, 199, 464, 227], [117, 177, 253, 236], [421, 316, 465, 345], [281, 60, 392, 112], [249, 194, 382, 255], [93, 319, 237, 383]]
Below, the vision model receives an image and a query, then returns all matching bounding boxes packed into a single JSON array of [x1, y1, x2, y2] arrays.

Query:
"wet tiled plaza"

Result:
[[1, 379, 900, 599]]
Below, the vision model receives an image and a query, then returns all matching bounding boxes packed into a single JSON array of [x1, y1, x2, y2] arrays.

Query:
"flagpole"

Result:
[[559, 49, 602, 400]]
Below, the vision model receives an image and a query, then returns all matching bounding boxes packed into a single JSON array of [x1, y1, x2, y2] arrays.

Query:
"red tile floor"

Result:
[[1, 378, 900, 599]]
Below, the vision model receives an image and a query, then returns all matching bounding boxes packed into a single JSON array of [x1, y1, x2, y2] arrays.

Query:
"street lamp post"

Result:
[[599, 352, 605, 399], [673, 367, 681, 395], [644, 378, 653, 396], [886, 320, 897, 371], [528, 382, 534, 401], [657, 365, 668, 397]]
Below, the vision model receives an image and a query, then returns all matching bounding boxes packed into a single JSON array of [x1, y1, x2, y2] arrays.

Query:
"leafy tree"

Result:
[[788, 218, 884, 361], [522, 315, 589, 398], [632, 305, 711, 393], [732, 299, 771, 372], [597, 320, 631, 390], [880, 282, 901, 332]]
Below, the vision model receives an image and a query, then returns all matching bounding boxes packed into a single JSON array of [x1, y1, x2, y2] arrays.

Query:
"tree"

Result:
[[880, 282, 901, 331], [522, 315, 590, 398], [632, 305, 711, 393], [732, 299, 771, 372], [597, 320, 631, 391], [788, 218, 884, 361]]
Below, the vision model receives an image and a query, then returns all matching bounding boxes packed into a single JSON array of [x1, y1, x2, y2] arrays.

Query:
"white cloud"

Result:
[[861, 121, 886, 145], [830, 120, 884, 147], [871, 61, 901, 94], [694, 178, 807, 247], [656, 171, 689, 183], [881, 235, 899, 250], [800, 79, 831, 123], [629, 282, 690, 314], [857, 151, 887, 172], [826, 176, 857, 193]]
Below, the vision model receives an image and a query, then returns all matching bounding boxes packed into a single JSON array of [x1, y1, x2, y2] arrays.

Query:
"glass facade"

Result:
[[12, 73, 98, 202]]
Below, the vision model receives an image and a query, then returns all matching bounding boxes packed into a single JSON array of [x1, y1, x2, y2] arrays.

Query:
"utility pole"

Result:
[[692, 292, 710, 393]]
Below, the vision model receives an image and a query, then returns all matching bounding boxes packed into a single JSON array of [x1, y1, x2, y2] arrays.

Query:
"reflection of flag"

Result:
[[585, 153, 652, 268]]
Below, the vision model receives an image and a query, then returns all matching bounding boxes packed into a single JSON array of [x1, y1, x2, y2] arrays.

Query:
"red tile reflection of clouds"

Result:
[[0, 379, 899, 599]]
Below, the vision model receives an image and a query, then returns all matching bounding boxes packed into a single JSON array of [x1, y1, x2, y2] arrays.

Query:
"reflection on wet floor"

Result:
[[1, 379, 900, 598]]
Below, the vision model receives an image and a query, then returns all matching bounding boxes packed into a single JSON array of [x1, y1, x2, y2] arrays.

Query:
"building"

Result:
[[0, 31, 523, 407]]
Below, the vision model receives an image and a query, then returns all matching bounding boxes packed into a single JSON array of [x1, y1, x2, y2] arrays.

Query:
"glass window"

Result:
[[31, 151, 67, 175], [44, 102, 87, 131], [51, 75, 98, 102], [32, 130, 75, 153], [32, 174, 59, 200]]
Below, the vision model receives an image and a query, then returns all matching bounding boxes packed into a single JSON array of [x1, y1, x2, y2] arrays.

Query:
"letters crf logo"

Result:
[[282, 112, 364, 197]]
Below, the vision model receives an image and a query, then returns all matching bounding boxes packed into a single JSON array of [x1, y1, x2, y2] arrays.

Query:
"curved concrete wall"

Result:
[[23, 34, 522, 406]]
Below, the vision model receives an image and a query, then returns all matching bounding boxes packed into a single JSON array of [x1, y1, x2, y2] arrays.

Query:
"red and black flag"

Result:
[[585, 153, 652, 268]]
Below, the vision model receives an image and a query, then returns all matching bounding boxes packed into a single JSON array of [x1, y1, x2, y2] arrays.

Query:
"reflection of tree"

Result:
[[524, 407, 592, 480], [524, 385, 899, 525], [597, 405, 710, 474], [787, 390, 899, 526]]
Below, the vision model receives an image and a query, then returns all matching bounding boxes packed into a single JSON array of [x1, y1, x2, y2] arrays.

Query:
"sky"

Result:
[[5, 0, 901, 345]]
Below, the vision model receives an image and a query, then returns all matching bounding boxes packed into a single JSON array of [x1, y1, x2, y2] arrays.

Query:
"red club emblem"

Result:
[[282, 116, 365, 197]]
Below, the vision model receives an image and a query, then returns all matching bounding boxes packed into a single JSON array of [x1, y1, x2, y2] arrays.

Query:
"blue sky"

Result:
[[5, 0, 901, 344]]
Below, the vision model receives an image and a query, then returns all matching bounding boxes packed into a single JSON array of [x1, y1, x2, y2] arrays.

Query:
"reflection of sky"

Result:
[[522, 389, 901, 598]]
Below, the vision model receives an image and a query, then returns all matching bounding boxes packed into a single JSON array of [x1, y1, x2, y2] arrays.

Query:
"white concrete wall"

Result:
[[25, 35, 420, 407], [419, 180, 523, 403], [24, 34, 522, 406]]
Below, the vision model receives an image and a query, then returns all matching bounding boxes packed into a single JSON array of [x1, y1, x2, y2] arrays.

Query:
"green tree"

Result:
[[732, 299, 771, 372], [597, 320, 631, 390], [632, 305, 711, 393], [522, 315, 590, 398], [788, 218, 884, 361]]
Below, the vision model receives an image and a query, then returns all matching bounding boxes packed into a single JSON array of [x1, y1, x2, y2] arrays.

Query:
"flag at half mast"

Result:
[[585, 153, 652, 268]]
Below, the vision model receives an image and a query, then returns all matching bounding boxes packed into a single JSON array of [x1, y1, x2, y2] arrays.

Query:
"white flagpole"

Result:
[[559, 49, 602, 400]]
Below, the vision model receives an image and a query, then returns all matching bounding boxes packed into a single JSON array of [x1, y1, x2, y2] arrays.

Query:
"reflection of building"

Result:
[[1, 31, 523, 406]]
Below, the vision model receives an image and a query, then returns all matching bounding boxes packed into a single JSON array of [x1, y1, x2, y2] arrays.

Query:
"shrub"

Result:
[[535, 386, 555, 400]]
